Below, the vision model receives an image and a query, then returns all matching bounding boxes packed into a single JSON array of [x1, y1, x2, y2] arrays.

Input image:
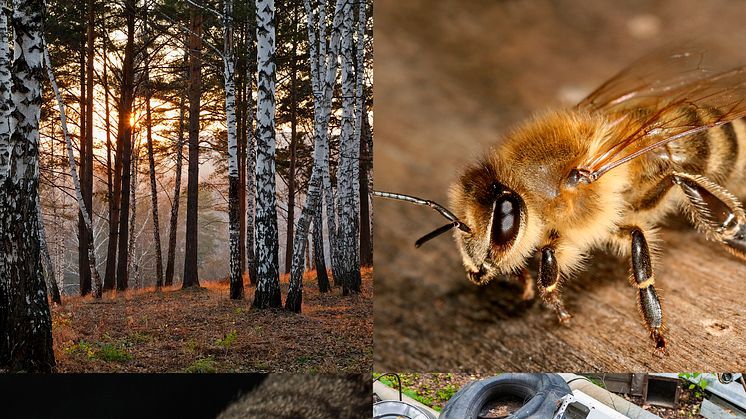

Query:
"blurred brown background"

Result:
[[375, 0, 746, 371]]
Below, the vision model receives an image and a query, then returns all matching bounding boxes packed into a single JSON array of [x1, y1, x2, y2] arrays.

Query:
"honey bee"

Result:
[[374, 45, 746, 357]]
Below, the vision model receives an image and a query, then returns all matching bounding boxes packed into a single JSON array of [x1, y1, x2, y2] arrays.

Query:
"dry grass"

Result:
[[51, 268, 372, 373]]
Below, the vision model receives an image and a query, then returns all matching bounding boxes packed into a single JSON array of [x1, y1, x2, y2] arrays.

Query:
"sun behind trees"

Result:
[[0, 0, 372, 372]]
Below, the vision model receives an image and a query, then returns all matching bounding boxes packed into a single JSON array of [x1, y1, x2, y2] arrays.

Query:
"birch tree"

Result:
[[1, 0, 56, 372], [44, 45, 103, 298], [334, 0, 361, 295], [224, 0, 243, 299], [0, 0, 13, 366], [37, 195, 61, 305], [252, 0, 281, 308], [286, 0, 346, 312]]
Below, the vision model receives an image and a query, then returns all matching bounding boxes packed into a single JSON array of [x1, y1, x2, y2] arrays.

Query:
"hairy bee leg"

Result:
[[629, 228, 668, 357], [672, 172, 746, 258], [515, 268, 535, 301], [537, 246, 572, 323]]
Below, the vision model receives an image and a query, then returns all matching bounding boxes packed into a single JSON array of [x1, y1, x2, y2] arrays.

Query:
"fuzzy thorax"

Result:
[[450, 110, 630, 277]]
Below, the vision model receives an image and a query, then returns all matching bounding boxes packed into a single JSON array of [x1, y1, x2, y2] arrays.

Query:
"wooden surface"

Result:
[[374, 0, 746, 372]]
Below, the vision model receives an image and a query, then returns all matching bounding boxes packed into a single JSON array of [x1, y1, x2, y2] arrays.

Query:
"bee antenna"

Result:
[[372, 190, 471, 233], [415, 222, 460, 248]]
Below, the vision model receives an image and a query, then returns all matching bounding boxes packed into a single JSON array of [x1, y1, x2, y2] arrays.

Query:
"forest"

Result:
[[0, 0, 372, 373]]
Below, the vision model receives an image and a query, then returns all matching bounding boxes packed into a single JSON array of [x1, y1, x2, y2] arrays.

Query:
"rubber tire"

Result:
[[440, 373, 572, 419]]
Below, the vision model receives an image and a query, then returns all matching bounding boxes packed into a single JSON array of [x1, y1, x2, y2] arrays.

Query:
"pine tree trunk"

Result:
[[225, 0, 243, 300], [245, 19, 257, 286], [284, 3, 299, 275], [2, 0, 55, 372], [182, 2, 203, 289], [127, 146, 138, 286], [144, 8, 164, 289], [115, 0, 136, 292], [45, 45, 103, 298], [103, 20, 115, 289], [165, 46, 188, 287], [252, 0, 281, 309], [359, 112, 372, 267], [78, 22, 91, 296], [355, 3, 371, 268]]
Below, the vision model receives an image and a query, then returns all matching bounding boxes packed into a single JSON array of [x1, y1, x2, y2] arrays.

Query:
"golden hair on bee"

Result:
[[374, 43, 746, 356]]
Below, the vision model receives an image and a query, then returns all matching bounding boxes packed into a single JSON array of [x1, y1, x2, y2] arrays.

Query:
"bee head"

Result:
[[450, 160, 533, 277]]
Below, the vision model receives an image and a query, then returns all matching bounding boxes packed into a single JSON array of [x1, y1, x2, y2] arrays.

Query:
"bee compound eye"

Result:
[[490, 194, 522, 247]]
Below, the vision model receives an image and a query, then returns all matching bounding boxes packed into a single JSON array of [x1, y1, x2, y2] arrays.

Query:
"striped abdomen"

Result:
[[628, 104, 746, 211]]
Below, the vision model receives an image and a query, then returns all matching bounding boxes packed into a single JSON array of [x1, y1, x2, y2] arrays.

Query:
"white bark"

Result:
[[3, 0, 55, 371], [0, 4, 11, 181], [252, 0, 281, 308], [43, 44, 103, 299], [334, 0, 360, 293], [286, 0, 346, 310], [225, 0, 242, 298]]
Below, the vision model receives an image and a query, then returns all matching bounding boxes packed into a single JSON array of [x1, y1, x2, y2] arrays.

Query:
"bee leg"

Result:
[[537, 246, 572, 323], [672, 172, 746, 259], [514, 267, 535, 301], [629, 228, 668, 357]]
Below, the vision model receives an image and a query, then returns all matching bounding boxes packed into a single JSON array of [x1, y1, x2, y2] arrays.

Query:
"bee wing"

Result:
[[576, 45, 746, 181]]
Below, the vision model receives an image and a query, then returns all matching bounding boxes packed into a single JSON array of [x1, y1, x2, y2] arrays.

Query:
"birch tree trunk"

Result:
[[182, 2, 203, 289], [225, 0, 243, 299], [44, 45, 103, 299], [2, 0, 55, 372], [252, 0, 281, 309], [245, 18, 257, 286], [313, 206, 329, 293], [165, 46, 188, 287], [0, 0, 14, 366], [37, 195, 61, 305], [144, 9, 164, 289], [335, 0, 361, 295], [286, 0, 346, 312]]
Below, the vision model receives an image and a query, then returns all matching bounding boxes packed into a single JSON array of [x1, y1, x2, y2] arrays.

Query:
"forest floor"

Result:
[[50, 268, 372, 373]]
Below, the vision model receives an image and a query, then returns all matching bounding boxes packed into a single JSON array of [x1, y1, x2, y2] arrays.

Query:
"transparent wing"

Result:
[[576, 44, 746, 181]]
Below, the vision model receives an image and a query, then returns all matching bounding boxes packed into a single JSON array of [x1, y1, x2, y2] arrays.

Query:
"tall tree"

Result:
[[77, 0, 92, 296], [45, 44, 103, 298], [115, 0, 137, 291], [165, 46, 188, 287], [37, 196, 62, 305], [1, 0, 56, 372], [286, 0, 346, 312], [313, 207, 329, 292], [224, 0, 243, 299], [334, 0, 361, 295], [245, 16, 257, 286], [252, 0, 281, 308], [182, 0, 203, 289], [0, 0, 14, 366], [144, 5, 164, 289], [283, 1, 300, 275]]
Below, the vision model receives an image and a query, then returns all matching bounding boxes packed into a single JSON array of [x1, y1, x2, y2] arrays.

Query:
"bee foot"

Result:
[[557, 310, 573, 325], [521, 287, 535, 301], [651, 330, 668, 357]]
